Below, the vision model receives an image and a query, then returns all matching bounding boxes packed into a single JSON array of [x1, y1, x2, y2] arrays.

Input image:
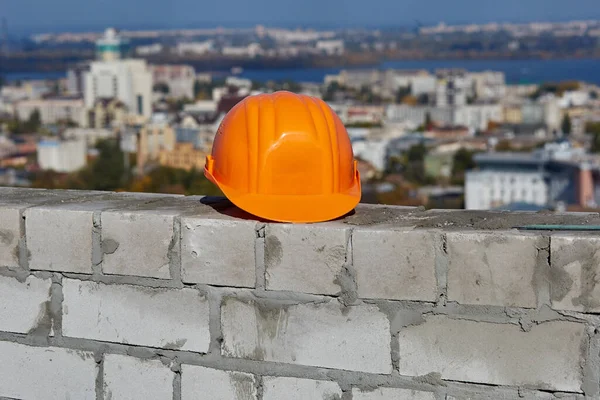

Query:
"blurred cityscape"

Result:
[[1, 23, 600, 211]]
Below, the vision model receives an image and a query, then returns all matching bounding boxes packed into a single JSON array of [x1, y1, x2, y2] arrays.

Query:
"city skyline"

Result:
[[3, 0, 600, 35]]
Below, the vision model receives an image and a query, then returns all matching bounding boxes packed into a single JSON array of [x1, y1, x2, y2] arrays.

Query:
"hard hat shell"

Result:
[[204, 91, 361, 223]]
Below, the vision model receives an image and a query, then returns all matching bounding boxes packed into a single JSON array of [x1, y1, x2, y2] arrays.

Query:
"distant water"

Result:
[[4, 58, 600, 85], [3, 71, 68, 82], [237, 58, 600, 85]]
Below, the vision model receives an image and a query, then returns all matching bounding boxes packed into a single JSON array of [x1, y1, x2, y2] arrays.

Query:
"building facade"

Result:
[[15, 98, 88, 127], [158, 142, 207, 171], [37, 139, 87, 173], [84, 59, 152, 119], [465, 142, 597, 210], [136, 123, 176, 173], [83, 28, 152, 119], [151, 65, 196, 99]]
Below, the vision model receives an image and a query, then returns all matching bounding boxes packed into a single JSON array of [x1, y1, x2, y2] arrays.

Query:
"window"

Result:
[[137, 95, 143, 115]]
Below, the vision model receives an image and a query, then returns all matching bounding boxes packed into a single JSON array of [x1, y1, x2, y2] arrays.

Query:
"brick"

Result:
[[265, 224, 348, 295], [103, 354, 173, 399], [550, 235, 600, 312], [0, 275, 52, 334], [397, 316, 584, 392], [221, 298, 391, 373], [101, 210, 177, 279], [181, 218, 256, 287], [263, 377, 342, 400], [446, 231, 542, 308], [445, 393, 561, 400], [26, 206, 93, 273], [0, 342, 96, 399], [0, 206, 22, 268], [181, 365, 257, 400], [62, 279, 210, 352], [353, 228, 437, 301], [353, 388, 436, 400]]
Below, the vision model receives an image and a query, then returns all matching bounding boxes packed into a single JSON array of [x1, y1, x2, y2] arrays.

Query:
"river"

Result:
[[4, 58, 600, 85]]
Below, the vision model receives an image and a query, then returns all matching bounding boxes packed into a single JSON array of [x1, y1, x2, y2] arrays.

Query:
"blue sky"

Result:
[[3, 0, 600, 34]]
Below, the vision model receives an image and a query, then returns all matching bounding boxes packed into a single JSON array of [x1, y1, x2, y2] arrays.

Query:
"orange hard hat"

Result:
[[204, 91, 361, 223]]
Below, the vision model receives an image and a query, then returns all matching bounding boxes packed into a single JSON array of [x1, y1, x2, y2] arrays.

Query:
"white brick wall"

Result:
[[353, 388, 436, 400], [26, 206, 94, 273], [103, 354, 174, 399], [264, 224, 348, 295], [0, 342, 96, 399], [181, 218, 256, 287], [0, 275, 51, 334], [62, 279, 210, 352], [397, 316, 585, 392], [353, 228, 437, 301], [0, 207, 21, 268], [550, 234, 600, 312], [2, 189, 600, 399], [446, 232, 542, 308], [181, 365, 257, 400], [101, 210, 177, 279], [262, 377, 342, 400], [221, 298, 392, 374]]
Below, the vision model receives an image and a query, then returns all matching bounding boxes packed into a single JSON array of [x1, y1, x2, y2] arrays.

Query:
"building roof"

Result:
[[217, 95, 247, 114]]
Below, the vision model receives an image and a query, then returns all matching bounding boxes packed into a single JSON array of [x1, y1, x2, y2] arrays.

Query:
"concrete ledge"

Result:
[[0, 187, 599, 398]]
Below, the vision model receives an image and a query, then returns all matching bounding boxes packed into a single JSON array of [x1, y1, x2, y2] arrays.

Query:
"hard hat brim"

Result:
[[205, 168, 361, 223]]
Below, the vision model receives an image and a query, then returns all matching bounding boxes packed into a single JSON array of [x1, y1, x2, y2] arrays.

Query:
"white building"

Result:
[[352, 138, 390, 171], [559, 90, 591, 108], [176, 41, 214, 55], [183, 100, 217, 114], [435, 71, 471, 107], [470, 71, 506, 99], [151, 64, 196, 99], [136, 43, 163, 55], [386, 103, 498, 131], [63, 128, 115, 146], [383, 70, 436, 96], [15, 98, 88, 126], [225, 77, 253, 90], [37, 139, 87, 172], [454, 103, 503, 131], [84, 28, 152, 119], [316, 40, 345, 55], [466, 167, 549, 210], [84, 59, 152, 119], [222, 43, 263, 58], [465, 142, 591, 210]]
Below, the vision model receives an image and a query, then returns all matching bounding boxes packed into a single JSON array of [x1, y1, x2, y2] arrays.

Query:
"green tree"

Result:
[[495, 139, 513, 152], [395, 86, 411, 103], [592, 134, 600, 154], [403, 144, 428, 183], [451, 148, 476, 184], [280, 80, 301, 93], [587, 122, 600, 153], [26, 109, 42, 132], [425, 112, 433, 129], [322, 81, 340, 102], [193, 80, 203, 98], [561, 114, 572, 135]]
